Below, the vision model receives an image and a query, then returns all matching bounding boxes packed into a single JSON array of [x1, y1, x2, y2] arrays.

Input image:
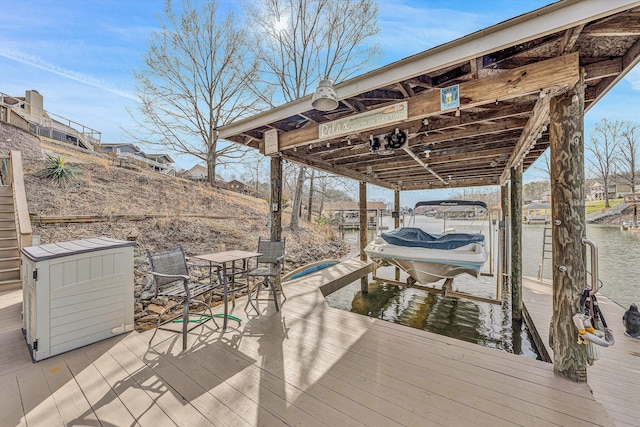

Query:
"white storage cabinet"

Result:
[[22, 237, 136, 361]]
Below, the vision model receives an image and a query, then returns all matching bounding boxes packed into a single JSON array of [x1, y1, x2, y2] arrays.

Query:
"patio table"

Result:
[[194, 250, 262, 328]]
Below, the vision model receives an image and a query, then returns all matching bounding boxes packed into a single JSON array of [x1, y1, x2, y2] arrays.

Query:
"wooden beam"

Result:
[[270, 156, 282, 241], [341, 99, 365, 113], [396, 82, 414, 98], [469, 57, 481, 79], [272, 53, 579, 152], [401, 177, 496, 191], [281, 151, 396, 189], [550, 70, 587, 382], [499, 96, 551, 183], [510, 163, 523, 320], [559, 24, 584, 54], [359, 181, 369, 292], [583, 15, 640, 36], [583, 58, 621, 81], [500, 184, 509, 290], [394, 189, 401, 280], [325, 118, 528, 162]]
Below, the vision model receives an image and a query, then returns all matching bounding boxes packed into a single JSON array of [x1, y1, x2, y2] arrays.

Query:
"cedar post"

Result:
[[510, 164, 523, 320], [270, 155, 282, 241], [359, 181, 369, 292], [550, 71, 587, 382], [394, 188, 401, 280]]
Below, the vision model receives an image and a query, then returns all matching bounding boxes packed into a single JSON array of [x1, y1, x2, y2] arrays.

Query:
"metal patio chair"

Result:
[[146, 244, 218, 350], [245, 237, 286, 314]]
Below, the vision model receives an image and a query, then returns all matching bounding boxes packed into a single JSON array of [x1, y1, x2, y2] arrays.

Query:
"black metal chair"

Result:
[[245, 237, 286, 314], [146, 245, 218, 350]]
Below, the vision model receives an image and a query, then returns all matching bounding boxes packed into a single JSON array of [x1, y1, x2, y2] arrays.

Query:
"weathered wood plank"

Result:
[[275, 53, 579, 151], [0, 372, 26, 427], [83, 340, 178, 426], [16, 366, 65, 427], [39, 358, 97, 426], [523, 277, 639, 427], [64, 351, 137, 426]]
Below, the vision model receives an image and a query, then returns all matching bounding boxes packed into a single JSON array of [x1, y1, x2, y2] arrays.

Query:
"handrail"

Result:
[[117, 152, 173, 171], [9, 151, 32, 250], [581, 237, 599, 295]]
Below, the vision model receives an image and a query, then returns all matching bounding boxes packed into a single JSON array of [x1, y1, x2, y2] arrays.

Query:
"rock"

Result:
[[134, 310, 148, 320], [146, 303, 165, 315], [150, 296, 169, 306]]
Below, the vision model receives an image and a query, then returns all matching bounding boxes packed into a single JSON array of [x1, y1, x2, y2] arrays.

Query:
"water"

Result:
[[325, 216, 639, 359], [523, 223, 640, 309]]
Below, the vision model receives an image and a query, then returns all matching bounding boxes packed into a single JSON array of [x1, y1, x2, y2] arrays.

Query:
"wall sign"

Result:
[[264, 129, 279, 155], [440, 84, 460, 110], [318, 101, 408, 139]]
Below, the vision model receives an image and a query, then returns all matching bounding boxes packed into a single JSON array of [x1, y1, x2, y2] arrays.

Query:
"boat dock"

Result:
[[1, 259, 632, 426], [522, 277, 640, 426]]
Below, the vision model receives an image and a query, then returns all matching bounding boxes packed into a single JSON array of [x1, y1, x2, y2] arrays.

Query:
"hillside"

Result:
[[19, 138, 350, 330]]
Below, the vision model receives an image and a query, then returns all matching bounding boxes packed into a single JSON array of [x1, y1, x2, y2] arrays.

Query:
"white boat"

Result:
[[365, 200, 489, 284]]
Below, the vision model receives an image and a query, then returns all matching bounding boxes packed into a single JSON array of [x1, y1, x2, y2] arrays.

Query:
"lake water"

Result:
[[324, 215, 639, 359]]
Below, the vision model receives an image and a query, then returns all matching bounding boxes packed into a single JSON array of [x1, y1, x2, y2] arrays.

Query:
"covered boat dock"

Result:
[[2, 1, 640, 426], [220, 0, 640, 384]]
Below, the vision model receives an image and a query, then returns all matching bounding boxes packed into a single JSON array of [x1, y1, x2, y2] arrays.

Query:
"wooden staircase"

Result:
[[0, 186, 21, 289], [0, 151, 32, 291]]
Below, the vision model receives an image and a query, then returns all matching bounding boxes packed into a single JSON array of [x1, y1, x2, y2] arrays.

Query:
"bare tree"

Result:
[[586, 118, 622, 208], [523, 180, 550, 202], [533, 150, 551, 179], [129, 0, 265, 186], [618, 120, 640, 223], [244, 0, 380, 230], [240, 150, 269, 196]]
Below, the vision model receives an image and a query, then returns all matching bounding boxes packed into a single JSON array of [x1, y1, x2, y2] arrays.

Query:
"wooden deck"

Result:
[[0, 260, 618, 426], [523, 277, 640, 427]]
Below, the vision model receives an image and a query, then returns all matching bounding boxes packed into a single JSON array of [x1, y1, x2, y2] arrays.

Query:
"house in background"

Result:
[[588, 181, 632, 201], [100, 143, 175, 175], [182, 164, 224, 183], [225, 179, 256, 196], [145, 153, 175, 166], [1, 89, 101, 150], [323, 201, 389, 228], [101, 143, 144, 157]]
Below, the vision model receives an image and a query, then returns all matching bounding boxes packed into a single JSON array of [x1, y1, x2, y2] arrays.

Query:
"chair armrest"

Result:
[[274, 254, 286, 268]]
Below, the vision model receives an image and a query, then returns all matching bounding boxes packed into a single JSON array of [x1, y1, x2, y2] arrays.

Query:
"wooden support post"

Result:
[[500, 184, 509, 290], [359, 181, 369, 292], [550, 71, 587, 382], [510, 163, 523, 320], [270, 155, 282, 241], [394, 189, 401, 281]]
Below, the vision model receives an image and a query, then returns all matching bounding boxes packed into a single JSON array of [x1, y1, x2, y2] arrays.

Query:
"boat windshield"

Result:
[[408, 200, 489, 232]]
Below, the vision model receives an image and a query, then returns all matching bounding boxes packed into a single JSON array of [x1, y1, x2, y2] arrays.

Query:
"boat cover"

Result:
[[380, 227, 484, 250]]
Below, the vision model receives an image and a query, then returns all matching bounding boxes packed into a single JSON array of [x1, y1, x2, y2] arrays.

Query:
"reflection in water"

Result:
[[332, 216, 640, 360], [333, 217, 548, 360], [325, 278, 541, 360]]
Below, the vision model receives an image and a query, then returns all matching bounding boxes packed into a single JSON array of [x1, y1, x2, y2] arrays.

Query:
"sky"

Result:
[[2, 0, 640, 207]]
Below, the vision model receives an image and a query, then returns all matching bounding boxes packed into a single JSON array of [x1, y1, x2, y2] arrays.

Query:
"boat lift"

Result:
[[371, 203, 502, 305]]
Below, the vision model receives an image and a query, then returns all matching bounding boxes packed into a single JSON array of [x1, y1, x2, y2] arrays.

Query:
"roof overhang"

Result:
[[219, 0, 640, 191]]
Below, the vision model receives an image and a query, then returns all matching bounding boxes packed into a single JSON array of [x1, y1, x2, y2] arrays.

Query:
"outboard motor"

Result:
[[623, 303, 640, 338]]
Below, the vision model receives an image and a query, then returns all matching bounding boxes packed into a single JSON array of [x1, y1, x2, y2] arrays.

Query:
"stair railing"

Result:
[[3, 150, 32, 251]]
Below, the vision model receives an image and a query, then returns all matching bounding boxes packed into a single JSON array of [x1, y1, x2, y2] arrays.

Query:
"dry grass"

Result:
[[25, 140, 350, 270]]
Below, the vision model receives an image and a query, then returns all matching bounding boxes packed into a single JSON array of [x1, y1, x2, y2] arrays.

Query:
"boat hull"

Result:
[[365, 236, 487, 284]]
